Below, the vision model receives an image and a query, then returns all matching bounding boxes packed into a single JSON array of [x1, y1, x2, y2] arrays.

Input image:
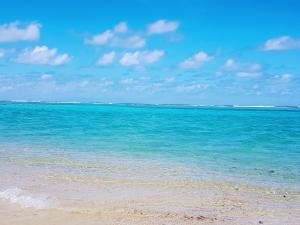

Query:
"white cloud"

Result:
[[176, 83, 209, 93], [148, 20, 179, 35], [0, 85, 13, 92], [124, 35, 145, 48], [274, 73, 293, 83], [114, 22, 128, 33], [179, 51, 213, 70], [225, 59, 262, 71], [0, 49, 5, 58], [111, 35, 146, 48], [165, 77, 175, 83], [0, 22, 40, 43], [279, 73, 293, 82], [268, 74, 293, 95], [224, 58, 262, 78], [40, 74, 53, 80], [86, 22, 145, 48], [79, 80, 89, 88], [101, 78, 114, 87], [120, 78, 136, 85], [86, 30, 114, 45], [119, 50, 164, 66], [224, 58, 236, 70], [15, 46, 70, 66], [262, 36, 300, 51], [236, 72, 261, 78], [97, 51, 116, 65], [118, 77, 172, 93]]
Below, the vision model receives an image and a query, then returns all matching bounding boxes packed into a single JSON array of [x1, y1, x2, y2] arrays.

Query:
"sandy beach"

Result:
[[1, 165, 299, 225]]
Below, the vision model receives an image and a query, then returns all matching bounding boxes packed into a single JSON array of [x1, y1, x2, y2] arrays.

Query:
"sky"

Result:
[[0, 0, 300, 105]]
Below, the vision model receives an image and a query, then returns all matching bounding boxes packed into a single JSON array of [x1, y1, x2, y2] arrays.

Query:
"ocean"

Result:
[[0, 102, 299, 224]]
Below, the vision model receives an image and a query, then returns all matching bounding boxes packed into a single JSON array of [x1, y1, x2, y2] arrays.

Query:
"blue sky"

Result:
[[0, 0, 300, 105]]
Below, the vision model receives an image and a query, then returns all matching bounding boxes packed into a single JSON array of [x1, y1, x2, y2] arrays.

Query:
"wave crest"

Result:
[[0, 188, 55, 209]]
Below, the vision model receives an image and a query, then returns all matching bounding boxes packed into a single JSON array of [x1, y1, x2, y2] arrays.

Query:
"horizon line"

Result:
[[0, 100, 299, 109]]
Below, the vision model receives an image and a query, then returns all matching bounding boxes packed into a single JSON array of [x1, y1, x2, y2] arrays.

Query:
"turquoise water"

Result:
[[0, 102, 299, 188]]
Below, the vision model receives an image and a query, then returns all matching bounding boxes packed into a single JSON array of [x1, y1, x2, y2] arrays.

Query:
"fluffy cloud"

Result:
[[119, 50, 164, 66], [40, 74, 53, 80], [225, 58, 261, 71], [114, 22, 128, 33], [179, 51, 213, 70], [268, 74, 294, 95], [165, 77, 175, 83], [97, 51, 116, 65], [236, 72, 261, 78], [225, 58, 262, 78], [118, 76, 174, 93], [148, 20, 179, 35], [176, 83, 209, 93], [0, 49, 5, 58], [111, 35, 146, 48], [0, 22, 40, 43], [261, 36, 300, 51], [87, 30, 114, 45], [15, 45, 70, 66], [86, 22, 146, 48], [274, 73, 293, 83], [119, 78, 137, 85], [0, 85, 13, 93]]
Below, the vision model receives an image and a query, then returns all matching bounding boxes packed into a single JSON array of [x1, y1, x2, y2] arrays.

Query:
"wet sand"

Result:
[[1, 154, 300, 225], [1, 171, 299, 225]]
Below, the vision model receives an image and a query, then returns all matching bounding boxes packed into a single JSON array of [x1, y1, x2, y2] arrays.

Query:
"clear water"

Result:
[[0, 102, 299, 189]]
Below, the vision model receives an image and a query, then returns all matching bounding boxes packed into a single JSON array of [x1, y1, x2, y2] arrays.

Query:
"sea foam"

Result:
[[0, 188, 55, 209]]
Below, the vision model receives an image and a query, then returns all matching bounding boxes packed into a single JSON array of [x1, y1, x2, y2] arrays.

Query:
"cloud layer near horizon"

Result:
[[0, 17, 299, 105], [0, 22, 40, 43]]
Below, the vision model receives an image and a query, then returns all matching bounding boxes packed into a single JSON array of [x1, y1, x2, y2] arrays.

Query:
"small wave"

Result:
[[233, 105, 276, 108], [1, 101, 299, 109], [0, 188, 55, 209], [53, 101, 82, 104], [10, 100, 42, 103]]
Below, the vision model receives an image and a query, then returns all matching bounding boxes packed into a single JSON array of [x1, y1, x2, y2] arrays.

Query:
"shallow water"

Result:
[[1, 102, 300, 224], [0, 102, 299, 187]]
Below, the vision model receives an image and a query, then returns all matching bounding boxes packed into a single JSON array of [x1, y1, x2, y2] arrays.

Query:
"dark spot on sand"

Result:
[[184, 215, 194, 220], [283, 195, 286, 198], [259, 220, 263, 224], [196, 215, 208, 220], [184, 215, 209, 221]]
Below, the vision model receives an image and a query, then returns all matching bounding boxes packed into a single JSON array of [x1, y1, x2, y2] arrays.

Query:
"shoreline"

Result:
[[1, 102, 299, 224], [1, 162, 300, 225]]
